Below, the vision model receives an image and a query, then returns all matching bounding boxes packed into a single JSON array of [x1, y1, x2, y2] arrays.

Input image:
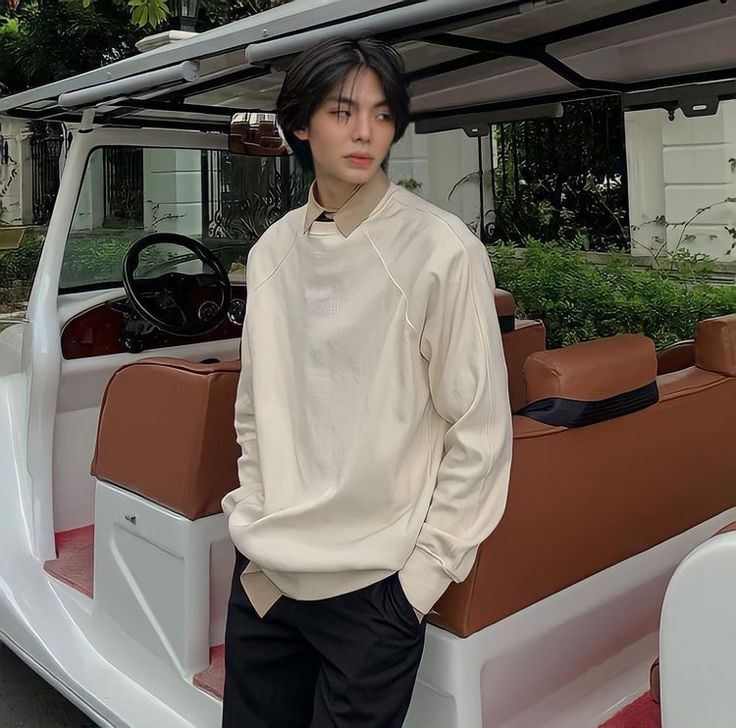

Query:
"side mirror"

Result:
[[228, 112, 290, 156]]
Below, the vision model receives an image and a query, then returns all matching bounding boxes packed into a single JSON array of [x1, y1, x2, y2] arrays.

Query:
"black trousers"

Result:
[[222, 549, 427, 728]]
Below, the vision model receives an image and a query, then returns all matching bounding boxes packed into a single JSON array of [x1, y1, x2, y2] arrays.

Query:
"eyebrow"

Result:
[[326, 95, 390, 110]]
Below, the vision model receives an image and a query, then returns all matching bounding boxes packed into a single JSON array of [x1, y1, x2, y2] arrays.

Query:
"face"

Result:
[[294, 67, 396, 200]]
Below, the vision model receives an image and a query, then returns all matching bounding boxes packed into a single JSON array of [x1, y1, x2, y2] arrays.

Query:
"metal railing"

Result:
[[103, 147, 144, 228], [490, 97, 629, 250], [30, 132, 63, 225]]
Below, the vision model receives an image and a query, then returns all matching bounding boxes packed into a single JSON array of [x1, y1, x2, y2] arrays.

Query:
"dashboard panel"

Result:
[[61, 285, 246, 360]]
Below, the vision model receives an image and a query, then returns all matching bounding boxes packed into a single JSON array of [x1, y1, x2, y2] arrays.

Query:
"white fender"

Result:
[[660, 529, 736, 728]]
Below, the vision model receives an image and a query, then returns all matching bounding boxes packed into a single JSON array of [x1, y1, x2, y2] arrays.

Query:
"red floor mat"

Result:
[[43, 525, 94, 598], [194, 645, 224, 699], [600, 692, 661, 728]]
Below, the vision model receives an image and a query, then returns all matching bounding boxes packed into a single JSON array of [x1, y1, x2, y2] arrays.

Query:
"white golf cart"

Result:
[[0, 1, 735, 726]]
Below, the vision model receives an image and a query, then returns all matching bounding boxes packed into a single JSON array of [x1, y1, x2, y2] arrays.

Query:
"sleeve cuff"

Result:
[[398, 546, 453, 615]]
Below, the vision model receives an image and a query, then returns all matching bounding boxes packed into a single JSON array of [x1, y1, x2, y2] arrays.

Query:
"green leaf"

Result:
[[131, 4, 148, 26]]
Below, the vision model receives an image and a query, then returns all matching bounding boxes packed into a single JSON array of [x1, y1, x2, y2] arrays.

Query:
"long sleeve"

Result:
[[398, 235, 513, 616], [221, 301, 265, 526]]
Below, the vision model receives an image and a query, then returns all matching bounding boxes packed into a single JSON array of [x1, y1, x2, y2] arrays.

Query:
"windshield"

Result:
[[60, 131, 491, 292], [60, 146, 310, 292]]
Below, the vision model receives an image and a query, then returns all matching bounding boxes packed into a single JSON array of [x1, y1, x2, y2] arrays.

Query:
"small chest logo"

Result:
[[305, 297, 340, 315]]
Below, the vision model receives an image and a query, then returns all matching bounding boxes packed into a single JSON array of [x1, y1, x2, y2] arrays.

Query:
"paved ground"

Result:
[[0, 644, 96, 727]]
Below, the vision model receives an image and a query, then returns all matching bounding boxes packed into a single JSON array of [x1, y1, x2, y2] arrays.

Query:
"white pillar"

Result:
[[389, 124, 493, 235], [143, 148, 203, 237], [0, 118, 30, 226], [625, 109, 667, 258], [71, 147, 105, 231], [661, 101, 736, 262], [625, 101, 736, 262]]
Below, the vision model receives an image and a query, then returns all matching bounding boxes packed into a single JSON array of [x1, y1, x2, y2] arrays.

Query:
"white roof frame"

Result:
[[0, 0, 734, 130]]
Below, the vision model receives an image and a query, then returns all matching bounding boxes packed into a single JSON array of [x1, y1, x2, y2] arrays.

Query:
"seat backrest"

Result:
[[494, 288, 515, 333], [657, 340, 695, 375], [431, 322, 736, 637], [89, 288, 533, 521], [696, 313, 736, 376], [502, 319, 546, 413], [91, 357, 241, 520], [518, 333, 658, 427], [492, 287, 547, 412]]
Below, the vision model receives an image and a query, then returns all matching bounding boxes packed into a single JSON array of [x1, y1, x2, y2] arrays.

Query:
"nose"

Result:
[[351, 112, 372, 144]]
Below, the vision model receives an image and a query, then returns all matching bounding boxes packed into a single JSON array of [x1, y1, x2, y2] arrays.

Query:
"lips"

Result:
[[346, 154, 373, 167]]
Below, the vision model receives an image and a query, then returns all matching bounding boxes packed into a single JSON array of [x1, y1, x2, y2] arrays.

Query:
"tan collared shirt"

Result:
[[302, 168, 390, 237]]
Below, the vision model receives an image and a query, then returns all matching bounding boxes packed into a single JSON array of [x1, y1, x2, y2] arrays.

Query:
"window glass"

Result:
[[60, 146, 309, 292]]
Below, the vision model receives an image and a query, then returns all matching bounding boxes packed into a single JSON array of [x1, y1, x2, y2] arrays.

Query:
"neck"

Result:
[[313, 172, 362, 210]]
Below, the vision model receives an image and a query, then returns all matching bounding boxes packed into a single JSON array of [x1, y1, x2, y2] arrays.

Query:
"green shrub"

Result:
[[0, 233, 44, 313], [60, 232, 142, 288], [60, 232, 249, 289], [490, 239, 736, 349]]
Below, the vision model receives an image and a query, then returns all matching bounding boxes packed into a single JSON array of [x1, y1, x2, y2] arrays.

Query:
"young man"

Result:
[[222, 37, 512, 728]]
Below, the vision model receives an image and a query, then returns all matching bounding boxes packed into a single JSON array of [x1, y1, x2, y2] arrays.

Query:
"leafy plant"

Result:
[[0, 231, 43, 313], [491, 97, 628, 251], [396, 177, 422, 193], [0, 1, 145, 94], [0, 1, 294, 96], [490, 238, 736, 349]]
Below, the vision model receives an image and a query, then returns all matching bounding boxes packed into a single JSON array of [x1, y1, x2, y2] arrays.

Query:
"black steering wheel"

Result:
[[122, 232, 232, 336]]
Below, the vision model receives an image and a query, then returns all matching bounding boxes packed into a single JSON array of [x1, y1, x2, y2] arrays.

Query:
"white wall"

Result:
[[626, 101, 736, 262], [71, 147, 204, 236], [0, 118, 32, 225], [389, 124, 493, 234], [72, 148, 105, 231], [143, 148, 203, 237]]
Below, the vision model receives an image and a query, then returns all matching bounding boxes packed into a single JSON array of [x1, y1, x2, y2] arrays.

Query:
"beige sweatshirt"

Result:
[[222, 171, 513, 618]]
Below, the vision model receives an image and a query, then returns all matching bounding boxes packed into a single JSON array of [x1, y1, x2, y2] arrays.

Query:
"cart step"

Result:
[[43, 525, 94, 598]]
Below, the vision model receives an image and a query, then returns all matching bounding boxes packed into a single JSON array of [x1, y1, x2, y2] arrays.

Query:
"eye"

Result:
[[377, 112, 393, 122], [331, 110, 351, 120]]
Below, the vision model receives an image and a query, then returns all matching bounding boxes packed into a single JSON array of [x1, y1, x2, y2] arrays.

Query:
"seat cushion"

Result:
[[657, 340, 695, 375], [91, 357, 241, 520], [696, 314, 736, 376]]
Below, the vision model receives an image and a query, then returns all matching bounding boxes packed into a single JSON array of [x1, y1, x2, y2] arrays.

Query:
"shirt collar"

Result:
[[303, 169, 390, 237]]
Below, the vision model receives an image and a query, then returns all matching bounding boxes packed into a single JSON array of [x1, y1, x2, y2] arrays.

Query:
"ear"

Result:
[[294, 127, 309, 141]]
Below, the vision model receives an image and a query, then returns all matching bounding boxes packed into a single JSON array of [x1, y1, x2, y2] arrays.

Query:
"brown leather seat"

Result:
[[91, 303, 736, 635], [492, 288, 547, 412], [494, 288, 515, 333], [502, 318, 546, 412], [657, 339, 695, 375], [91, 358, 241, 520], [90, 289, 530, 521], [430, 316, 736, 637]]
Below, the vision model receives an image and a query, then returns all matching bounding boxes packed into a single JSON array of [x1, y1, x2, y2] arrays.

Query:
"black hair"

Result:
[[276, 37, 410, 174]]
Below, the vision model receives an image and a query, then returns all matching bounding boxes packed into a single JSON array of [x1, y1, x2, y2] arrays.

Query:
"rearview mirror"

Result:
[[228, 112, 290, 156]]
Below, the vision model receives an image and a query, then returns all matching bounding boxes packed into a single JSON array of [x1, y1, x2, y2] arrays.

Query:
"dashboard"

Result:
[[61, 285, 246, 359]]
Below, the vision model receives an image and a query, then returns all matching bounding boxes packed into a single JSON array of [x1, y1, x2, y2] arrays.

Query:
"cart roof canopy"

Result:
[[1, 0, 735, 130]]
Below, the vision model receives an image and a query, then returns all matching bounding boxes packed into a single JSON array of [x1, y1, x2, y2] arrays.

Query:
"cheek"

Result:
[[379, 124, 396, 150], [313, 124, 345, 150]]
